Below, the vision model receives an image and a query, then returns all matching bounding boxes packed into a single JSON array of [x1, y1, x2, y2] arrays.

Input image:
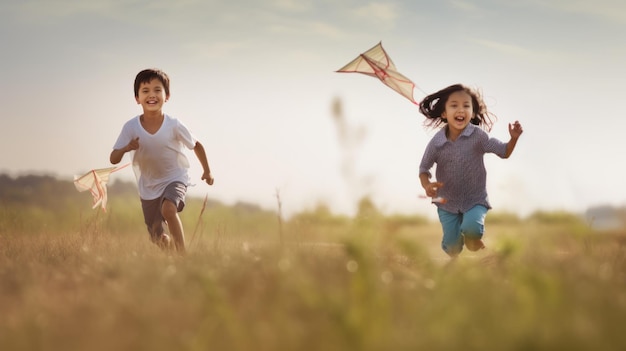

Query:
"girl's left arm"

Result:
[[504, 121, 523, 158]]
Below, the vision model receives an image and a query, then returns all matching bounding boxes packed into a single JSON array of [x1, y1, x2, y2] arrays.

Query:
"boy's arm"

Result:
[[110, 148, 126, 164], [110, 137, 139, 164], [194, 141, 214, 185], [504, 121, 523, 159]]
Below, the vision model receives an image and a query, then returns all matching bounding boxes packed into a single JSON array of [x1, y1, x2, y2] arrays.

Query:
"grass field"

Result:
[[1, 198, 625, 351]]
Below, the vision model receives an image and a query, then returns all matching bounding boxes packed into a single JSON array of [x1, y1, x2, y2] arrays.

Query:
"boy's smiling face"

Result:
[[135, 78, 169, 113]]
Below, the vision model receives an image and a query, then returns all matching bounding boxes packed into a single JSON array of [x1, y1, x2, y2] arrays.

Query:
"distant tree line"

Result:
[[1, 173, 624, 230], [0, 173, 137, 209], [0, 173, 268, 216]]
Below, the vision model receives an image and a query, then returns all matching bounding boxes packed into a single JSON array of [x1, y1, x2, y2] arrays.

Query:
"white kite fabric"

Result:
[[337, 41, 421, 105], [74, 163, 130, 212]]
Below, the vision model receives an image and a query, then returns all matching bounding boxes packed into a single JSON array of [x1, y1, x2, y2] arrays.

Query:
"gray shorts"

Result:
[[141, 181, 187, 242]]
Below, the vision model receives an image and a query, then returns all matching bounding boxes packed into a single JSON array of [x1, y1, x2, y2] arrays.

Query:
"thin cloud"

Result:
[[8, 0, 396, 43], [13, 0, 112, 21], [536, 0, 626, 23], [470, 38, 562, 62], [182, 41, 248, 60], [268, 0, 314, 13], [475, 0, 626, 23], [450, 0, 626, 23], [268, 20, 348, 40], [353, 2, 399, 28], [11, 0, 208, 25], [448, 0, 480, 13]]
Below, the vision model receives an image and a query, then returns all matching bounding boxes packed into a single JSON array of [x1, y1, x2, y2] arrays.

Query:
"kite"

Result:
[[74, 163, 129, 212], [336, 41, 422, 104]]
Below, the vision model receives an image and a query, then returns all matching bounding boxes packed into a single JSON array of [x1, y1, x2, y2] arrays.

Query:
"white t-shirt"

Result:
[[113, 114, 197, 200]]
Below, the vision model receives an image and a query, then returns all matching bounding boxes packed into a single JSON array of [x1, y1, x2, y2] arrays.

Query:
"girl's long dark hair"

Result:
[[419, 84, 496, 131]]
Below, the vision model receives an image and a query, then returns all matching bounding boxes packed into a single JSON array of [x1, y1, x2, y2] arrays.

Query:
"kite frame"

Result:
[[73, 163, 130, 212], [336, 41, 422, 105]]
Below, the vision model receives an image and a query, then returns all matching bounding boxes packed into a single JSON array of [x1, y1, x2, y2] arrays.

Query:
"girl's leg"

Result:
[[437, 208, 463, 257], [461, 205, 488, 251]]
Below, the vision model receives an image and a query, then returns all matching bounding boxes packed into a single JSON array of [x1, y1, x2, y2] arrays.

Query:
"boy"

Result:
[[110, 68, 214, 253]]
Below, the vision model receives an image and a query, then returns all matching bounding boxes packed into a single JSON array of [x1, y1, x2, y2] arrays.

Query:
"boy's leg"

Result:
[[162, 200, 185, 253], [461, 205, 488, 251], [141, 197, 170, 248], [437, 208, 463, 257], [151, 221, 171, 249], [160, 182, 188, 253]]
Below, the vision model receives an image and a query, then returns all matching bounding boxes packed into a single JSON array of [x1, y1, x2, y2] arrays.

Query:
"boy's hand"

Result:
[[126, 137, 140, 152], [424, 181, 443, 197], [509, 121, 523, 139], [202, 171, 214, 186]]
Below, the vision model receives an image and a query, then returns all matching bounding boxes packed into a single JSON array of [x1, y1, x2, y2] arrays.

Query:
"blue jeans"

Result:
[[437, 205, 488, 256]]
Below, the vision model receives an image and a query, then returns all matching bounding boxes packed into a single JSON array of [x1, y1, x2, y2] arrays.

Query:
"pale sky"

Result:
[[1, 0, 625, 218]]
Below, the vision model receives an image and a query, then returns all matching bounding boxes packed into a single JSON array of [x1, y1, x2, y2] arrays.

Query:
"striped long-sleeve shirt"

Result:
[[419, 124, 508, 213]]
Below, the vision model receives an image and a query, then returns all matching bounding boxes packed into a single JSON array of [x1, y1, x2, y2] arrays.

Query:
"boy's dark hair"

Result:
[[419, 84, 495, 131], [134, 68, 170, 97]]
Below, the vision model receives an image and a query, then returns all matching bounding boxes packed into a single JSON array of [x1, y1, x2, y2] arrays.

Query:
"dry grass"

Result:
[[1, 211, 626, 350]]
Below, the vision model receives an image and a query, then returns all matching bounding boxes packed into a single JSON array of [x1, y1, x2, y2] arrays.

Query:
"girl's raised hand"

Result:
[[509, 121, 523, 139]]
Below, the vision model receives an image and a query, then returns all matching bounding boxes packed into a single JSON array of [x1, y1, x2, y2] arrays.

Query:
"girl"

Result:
[[418, 84, 523, 257]]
